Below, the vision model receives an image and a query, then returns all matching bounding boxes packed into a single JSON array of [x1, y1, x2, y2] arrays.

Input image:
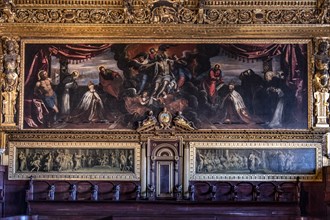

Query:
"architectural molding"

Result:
[[0, 0, 328, 24]]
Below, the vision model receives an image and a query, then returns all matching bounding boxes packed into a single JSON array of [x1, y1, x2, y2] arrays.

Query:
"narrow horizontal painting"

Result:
[[22, 41, 309, 130], [8, 141, 141, 180], [189, 142, 322, 181]]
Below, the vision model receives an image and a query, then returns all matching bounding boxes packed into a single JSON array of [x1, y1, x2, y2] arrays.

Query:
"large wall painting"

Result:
[[8, 141, 141, 180], [21, 40, 310, 130], [189, 142, 322, 181]]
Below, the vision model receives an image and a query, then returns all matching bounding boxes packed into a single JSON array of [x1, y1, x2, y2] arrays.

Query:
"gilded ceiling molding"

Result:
[[0, 0, 328, 24]]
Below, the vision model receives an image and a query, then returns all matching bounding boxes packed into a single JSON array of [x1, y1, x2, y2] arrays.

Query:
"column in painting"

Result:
[[313, 39, 330, 127], [0, 36, 20, 126]]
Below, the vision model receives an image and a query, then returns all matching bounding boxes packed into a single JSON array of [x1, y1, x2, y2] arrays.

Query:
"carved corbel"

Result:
[[0, 36, 20, 126]]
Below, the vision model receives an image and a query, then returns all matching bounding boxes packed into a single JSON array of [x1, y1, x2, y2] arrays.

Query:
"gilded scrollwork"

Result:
[[0, 36, 20, 125], [0, 0, 328, 24]]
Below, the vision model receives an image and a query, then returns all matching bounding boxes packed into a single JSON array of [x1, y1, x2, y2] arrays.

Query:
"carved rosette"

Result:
[[0, 0, 328, 24], [0, 36, 20, 126]]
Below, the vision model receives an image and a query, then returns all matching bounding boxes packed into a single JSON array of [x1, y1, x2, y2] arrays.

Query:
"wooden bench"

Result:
[[25, 177, 303, 220]]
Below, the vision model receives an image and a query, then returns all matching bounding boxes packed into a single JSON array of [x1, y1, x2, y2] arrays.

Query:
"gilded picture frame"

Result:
[[8, 141, 141, 180], [189, 142, 323, 182]]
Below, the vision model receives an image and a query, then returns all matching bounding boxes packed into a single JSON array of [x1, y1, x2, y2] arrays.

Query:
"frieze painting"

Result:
[[8, 142, 141, 180], [22, 41, 309, 130], [189, 142, 322, 181]]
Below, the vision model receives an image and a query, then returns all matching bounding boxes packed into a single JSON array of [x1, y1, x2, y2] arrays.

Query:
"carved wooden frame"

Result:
[[8, 141, 141, 180]]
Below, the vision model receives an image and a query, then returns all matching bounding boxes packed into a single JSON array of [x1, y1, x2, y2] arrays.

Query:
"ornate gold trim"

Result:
[[0, 0, 328, 24], [6, 130, 326, 142]]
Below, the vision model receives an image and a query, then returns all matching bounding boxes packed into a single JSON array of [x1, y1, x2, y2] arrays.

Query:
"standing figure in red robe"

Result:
[[202, 63, 223, 104], [99, 66, 123, 100]]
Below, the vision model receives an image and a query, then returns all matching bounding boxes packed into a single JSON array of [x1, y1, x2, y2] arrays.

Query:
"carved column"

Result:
[[325, 133, 330, 160], [0, 132, 6, 165], [140, 142, 147, 198], [314, 90, 330, 127], [0, 36, 20, 126], [313, 38, 330, 127], [183, 142, 190, 199]]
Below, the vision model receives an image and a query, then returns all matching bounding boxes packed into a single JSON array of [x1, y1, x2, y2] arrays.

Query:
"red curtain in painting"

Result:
[[219, 44, 307, 81], [25, 44, 111, 91], [24, 44, 111, 125]]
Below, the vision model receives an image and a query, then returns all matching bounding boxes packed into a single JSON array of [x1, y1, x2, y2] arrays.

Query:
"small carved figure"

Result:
[[135, 185, 141, 200], [123, 0, 134, 24], [314, 40, 330, 92], [1, 37, 20, 124], [189, 185, 195, 201], [1, 38, 19, 92], [313, 40, 330, 127], [317, 0, 329, 24], [69, 184, 77, 201], [175, 185, 182, 201], [314, 90, 330, 126], [196, 0, 205, 24], [2, 0, 16, 23], [210, 185, 217, 201], [91, 184, 98, 201], [138, 110, 157, 130], [147, 184, 155, 200], [113, 185, 120, 201], [173, 111, 196, 130], [48, 185, 55, 200], [151, 6, 177, 23]]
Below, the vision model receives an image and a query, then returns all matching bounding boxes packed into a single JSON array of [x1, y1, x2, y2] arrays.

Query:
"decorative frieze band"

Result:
[[0, 0, 328, 24]]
